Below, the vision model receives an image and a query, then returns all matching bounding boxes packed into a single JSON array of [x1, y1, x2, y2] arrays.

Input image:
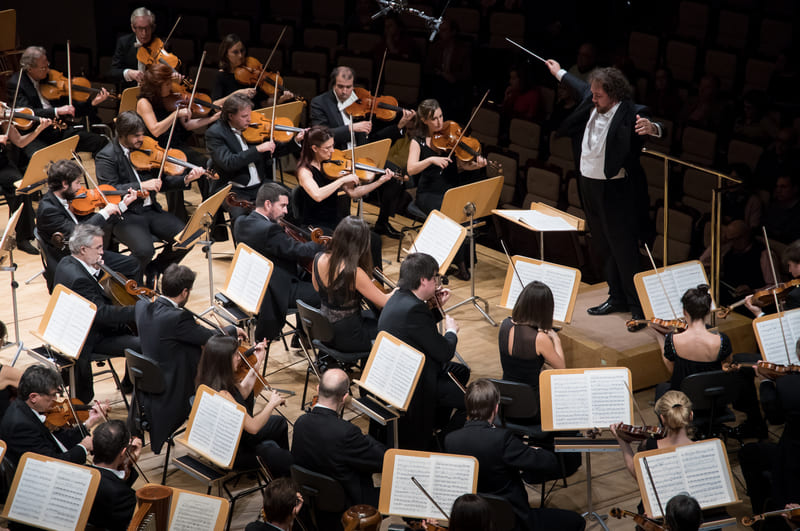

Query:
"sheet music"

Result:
[[502, 209, 577, 231], [362, 338, 423, 408], [186, 391, 245, 467], [503, 259, 577, 322], [225, 247, 271, 313], [549, 370, 631, 429], [170, 492, 223, 531], [412, 212, 464, 270], [754, 309, 800, 364], [430, 455, 476, 517], [641, 262, 713, 319], [7, 458, 94, 531], [0, 206, 22, 253], [42, 290, 96, 358], [388, 454, 475, 519], [639, 452, 687, 519]]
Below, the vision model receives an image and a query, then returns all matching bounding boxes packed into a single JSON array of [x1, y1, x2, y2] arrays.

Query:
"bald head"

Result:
[[317, 369, 349, 408]]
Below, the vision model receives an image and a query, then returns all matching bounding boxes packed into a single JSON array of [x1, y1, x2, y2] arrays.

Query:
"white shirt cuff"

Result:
[[99, 209, 110, 220], [123, 69, 133, 82], [446, 328, 458, 336], [556, 69, 567, 82]]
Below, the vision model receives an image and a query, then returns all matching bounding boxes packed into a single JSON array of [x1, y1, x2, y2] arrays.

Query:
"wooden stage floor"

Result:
[[0, 179, 763, 530]]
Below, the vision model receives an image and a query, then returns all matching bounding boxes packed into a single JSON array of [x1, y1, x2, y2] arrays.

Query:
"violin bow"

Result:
[[269, 71, 279, 141], [411, 476, 450, 520], [235, 345, 294, 426], [762, 226, 793, 365], [644, 243, 680, 320], [642, 457, 665, 519], [156, 16, 182, 62], [58, 384, 89, 437], [254, 26, 287, 91], [3, 67, 23, 138], [71, 150, 113, 207], [156, 93, 186, 183], [623, 381, 649, 428], [66, 40, 73, 109], [500, 240, 526, 291], [445, 89, 489, 162], [368, 49, 389, 135], [95, 400, 151, 483]]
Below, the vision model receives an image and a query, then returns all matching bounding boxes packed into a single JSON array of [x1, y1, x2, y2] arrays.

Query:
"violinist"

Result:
[[7, 46, 109, 158], [233, 182, 322, 343], [498, 281, 566, 423], [406, 99, 486, 279], [213, 34, 294, 105], [0, 116, 54, 255], [52, 224, 140, 403], [312, 216, 393, 353], [87, 420, 143, 530], [377, 252, 469, 451], [96, 111, 200, 287], [0, 364, 107, 466], [195, 336, 290, 474], [205, 93, 278, 225], [35, 159, 141, 283], [109, 7, 157, 87], [245, 478, 303, 531], [745, 239, 800, 317], [134, 264, 244, 454]]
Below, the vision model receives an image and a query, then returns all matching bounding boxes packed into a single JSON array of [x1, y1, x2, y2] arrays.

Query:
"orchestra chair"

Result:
[[680, 370, 740, 440], [489, 378, 581, 506], [91, 352, 128, 411], [479, 493, 517, 531], [118, 86, 141, 114], [33, 228, 58, 293], [295, 300, 370, 408], [290, 464, 348, 531], [0, 454, 16, 503], [395, 199, 428, 262]]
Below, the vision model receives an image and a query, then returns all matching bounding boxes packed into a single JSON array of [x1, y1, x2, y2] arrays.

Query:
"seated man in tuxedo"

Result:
[[234, 181, 322, 342], [87, 420, 142, 530], [133, 264, 243, 453], [36, 159, 141, 287], [245, 478, 304, 531], [53, 224, 140, 402], [95, 110, 203, 286], [377, 252, 469, 450], [445, 379, 585, 531], [205, 93, 277, 226], [7, 46, 110, 159], [292, 368, 386, 507], [108, 7, 158, 88], [310, 66, 415, 238], [0, 365, 107, 466]]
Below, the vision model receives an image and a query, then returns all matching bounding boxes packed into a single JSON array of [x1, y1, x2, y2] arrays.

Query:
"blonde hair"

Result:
[[655, 390, 693, 436]]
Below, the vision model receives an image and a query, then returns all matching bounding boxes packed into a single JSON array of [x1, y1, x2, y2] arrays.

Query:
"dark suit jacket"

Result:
[[245, 522, 283, 531], [444, 419, 559, 523], [109, 34, 139, 87], [134, 297, 217, 452], [377, 289, 457, 449], [234, 211, 322, 339], [7, 71, 93, 119], [0, 399, 87, 465], [205, 120, 271, 189], [95, 139, 186, 214], [36, 191, 107, 258], [87, 466, 138, 530], [291, 406, 386, 506], [309, 90, 403, 150]]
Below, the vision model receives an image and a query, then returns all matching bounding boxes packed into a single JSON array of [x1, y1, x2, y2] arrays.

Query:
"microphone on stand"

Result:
[[428, 16, 443, 41]]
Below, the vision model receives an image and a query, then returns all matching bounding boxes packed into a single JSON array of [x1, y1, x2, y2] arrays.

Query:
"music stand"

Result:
[[440, 176, 503, 325], [1, 206, 23, 355], [174, 183, 232, 309], [14, 136, 80, 195], [255, 100, 306, 183]]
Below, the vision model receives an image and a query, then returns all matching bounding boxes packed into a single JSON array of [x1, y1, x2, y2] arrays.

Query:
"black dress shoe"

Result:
[[587, 300, 627, 316], [17, 240, 39, 255], [374, 221, 403, 239]]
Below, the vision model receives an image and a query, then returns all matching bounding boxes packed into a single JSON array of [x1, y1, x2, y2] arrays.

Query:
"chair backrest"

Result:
[[118, 86, 140, 114], [479, 493, 517, 531], [290, 464, 347, 513], [125, 349, 166, 395], [33, 228, 59, 293], [680, 370, 740, 412], [296, 300, 336, 345], [489, 379, 539, 420]]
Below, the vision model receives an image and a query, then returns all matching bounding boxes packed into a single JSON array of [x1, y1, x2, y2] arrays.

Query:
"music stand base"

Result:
[[445, 295, 497, 326], [581, 512, 610, 531]]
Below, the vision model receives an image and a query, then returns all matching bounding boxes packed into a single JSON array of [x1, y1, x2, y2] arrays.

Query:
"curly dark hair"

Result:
[[588, 67, 632, 102]]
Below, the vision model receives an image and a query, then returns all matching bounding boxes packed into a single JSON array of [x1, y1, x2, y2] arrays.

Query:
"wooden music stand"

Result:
[[440, 176, 503, 325], [407, 209, 467, 276], [129, 484, 230, 531], [633, 260, 714, 320], [498, 255, 581, 324], [0, 205, 23, 351], [752, 308, 800, 365], [492, 202, 585, 260], [15, 135, 80, 194]]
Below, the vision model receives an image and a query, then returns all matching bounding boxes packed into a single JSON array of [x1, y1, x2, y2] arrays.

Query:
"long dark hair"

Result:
[[195, 336, 239, 395], [511, 280, 554, 331], [325, 216, 372, 301], [218, 34, 244, 72], [139, 63, 173, 104], [449, 494, 495, 531], [297, 125, 333, 171]]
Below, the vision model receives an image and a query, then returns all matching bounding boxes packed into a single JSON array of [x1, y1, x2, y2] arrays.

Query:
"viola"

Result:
[[233, 57, 304, 102], [718, 278, 800, 318], [345, 87, 410, 121], [40, 69, 120, 102], [610, 508, 665, 531], [69, 184, 147, 216], [725, 360, 800, 379], [45, 397, 92, 430], [624, 317, 688, 333], [1, 103, 66, 131], [136, 37, 181, 72], [225, 192, 255, 212], [615, 423, 667, 441], [234, 344, 266, 397], [741, 506, 800, 527], [322, 149, 387, 182], [431, 120, 483, 162], [130, 136, 218, 179], [279, 218, 331, 274], [242, 110, 304, 144], [162, 82, 220, 117]]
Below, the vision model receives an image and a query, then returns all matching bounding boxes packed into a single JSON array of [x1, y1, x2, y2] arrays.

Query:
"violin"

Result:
[[136, 37, 181, 72], [242, 110, 304, 144], [40, 69, 120, 102], [431, 120, 483, 162], [279, 218, 331, 274], [724, 360, 800, 379], [717, 279, 800, 318], [162, 82, 220, 117], [233, 57, 304, 102], [322, 149, 387, 182], [234, 343, 266, 397], [610, 508, 665, 531], [624, 317, 688, 333], [1, 103, 66, 131], [44, 397, 92, 430], [225, 192, 255, 212], [130, 136, 218, 179], [740, 506, 800, 527], [614, 423, 667, 441], [345, 87, 410, 121], [69, 184, 147, 216]]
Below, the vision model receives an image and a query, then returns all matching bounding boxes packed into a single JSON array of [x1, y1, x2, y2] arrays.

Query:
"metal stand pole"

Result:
[[1, 249, 22, 351]]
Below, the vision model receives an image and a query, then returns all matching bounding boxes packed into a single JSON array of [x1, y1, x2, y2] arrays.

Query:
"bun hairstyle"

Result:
[[680, 284, 711, 321], [655, 390, 693, 436]]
